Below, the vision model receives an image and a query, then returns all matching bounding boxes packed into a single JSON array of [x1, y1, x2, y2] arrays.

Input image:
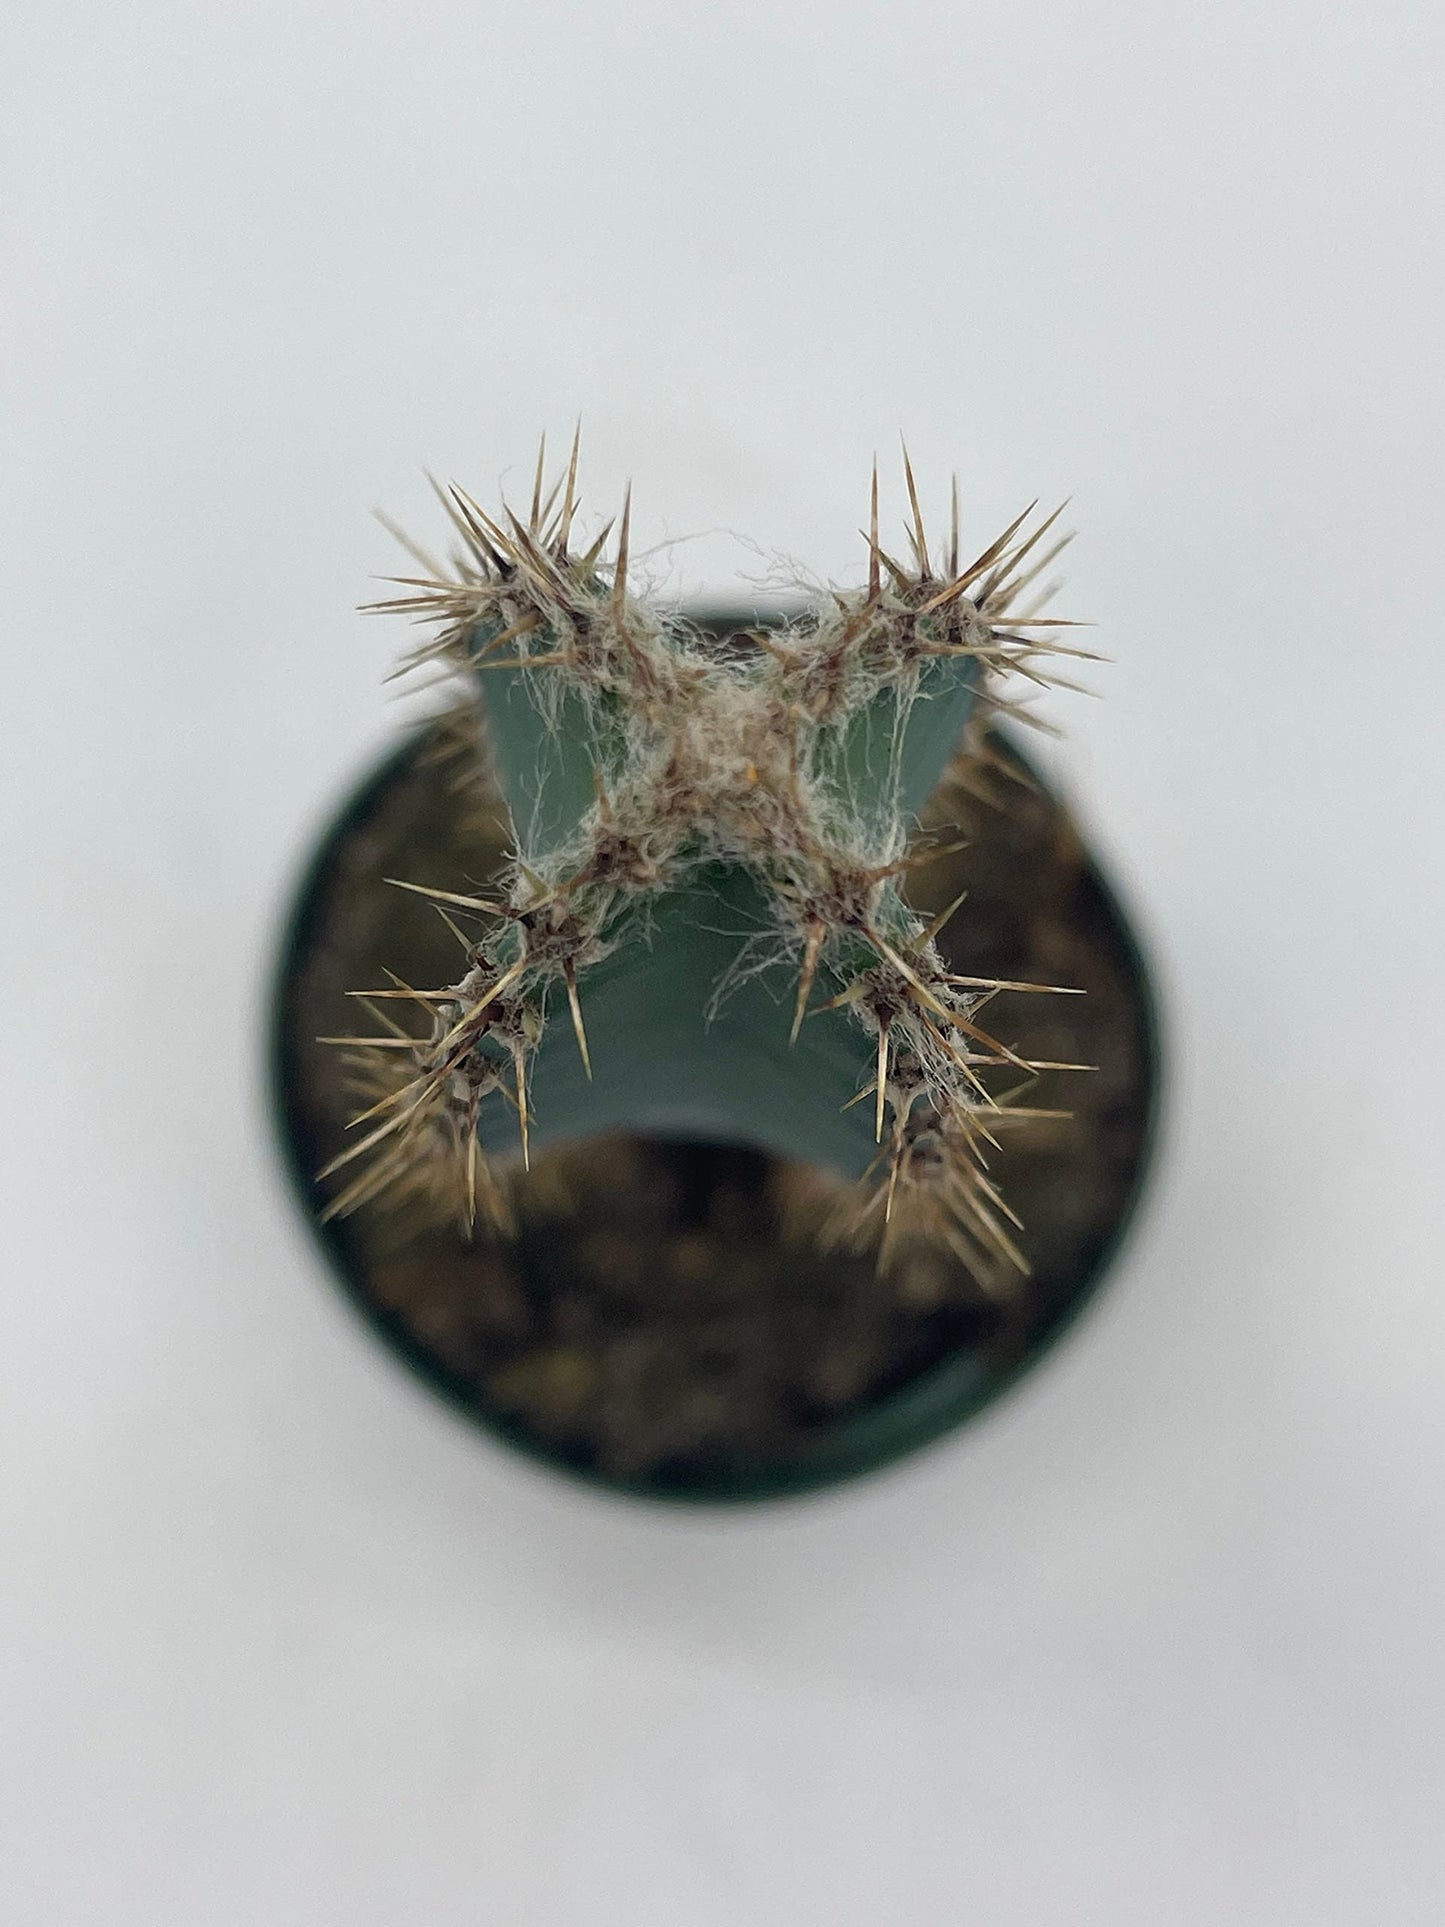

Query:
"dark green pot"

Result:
[[270, 651, 1162, 1504]]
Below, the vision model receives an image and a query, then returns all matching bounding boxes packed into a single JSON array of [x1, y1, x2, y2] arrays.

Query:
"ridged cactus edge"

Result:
[[321, 438, 1096, 1285]]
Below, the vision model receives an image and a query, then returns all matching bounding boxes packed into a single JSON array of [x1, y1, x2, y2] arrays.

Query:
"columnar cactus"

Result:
[[321, 437, 1094, 1282]]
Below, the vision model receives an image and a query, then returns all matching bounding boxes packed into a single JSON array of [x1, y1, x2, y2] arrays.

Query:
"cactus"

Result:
[[320, 437, 1095, 1282]]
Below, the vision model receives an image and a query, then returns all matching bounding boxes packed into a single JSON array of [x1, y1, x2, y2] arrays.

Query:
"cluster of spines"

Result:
[[323, 436, 1098, 1279]]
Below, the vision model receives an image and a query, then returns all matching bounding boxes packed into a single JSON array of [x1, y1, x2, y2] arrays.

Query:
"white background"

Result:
[[4, 2, 1444, 1920]]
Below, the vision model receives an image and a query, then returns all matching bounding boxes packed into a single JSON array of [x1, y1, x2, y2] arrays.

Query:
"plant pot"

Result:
[[270, 634, 1161, 1502]]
